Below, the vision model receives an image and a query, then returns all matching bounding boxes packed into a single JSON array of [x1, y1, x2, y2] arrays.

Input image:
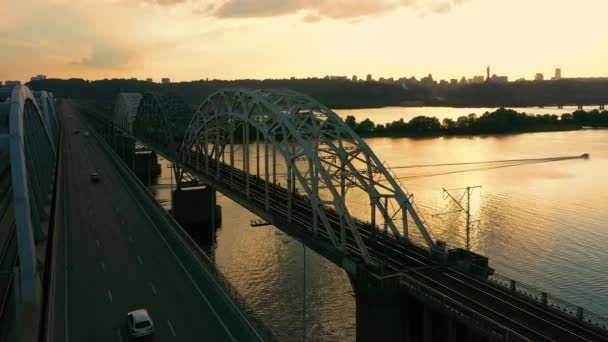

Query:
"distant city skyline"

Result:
[[3, 1, 608, 82], [19, 66, 570, 85]]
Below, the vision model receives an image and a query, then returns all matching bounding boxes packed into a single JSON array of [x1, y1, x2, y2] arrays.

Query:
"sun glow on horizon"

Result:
[[3, 0, 608, 82]]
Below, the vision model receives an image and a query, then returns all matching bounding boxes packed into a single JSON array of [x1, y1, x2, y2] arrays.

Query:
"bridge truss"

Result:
[[183, 89, 440, 263], [112, 88, 439, 265], [0, 84, 59, 312]]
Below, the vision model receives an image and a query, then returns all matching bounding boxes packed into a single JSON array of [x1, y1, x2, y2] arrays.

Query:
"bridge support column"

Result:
[[172, 185, 221, 244], [133, 151, 160, 184], [351, 268, 409, 342], [114, 135, 134, 167], [352, 266, 479, 342]]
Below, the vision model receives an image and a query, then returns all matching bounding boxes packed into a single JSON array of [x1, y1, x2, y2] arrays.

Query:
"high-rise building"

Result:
[[534, 73, 544, 81], [161, 78, 171, 84], [5, 80, 21, 86], [486, 66, 490, 81], [352, 75, 358, 82], [146, 78, 153, 82], [552, 68, 562, 80], [366, 74, 373, 82]]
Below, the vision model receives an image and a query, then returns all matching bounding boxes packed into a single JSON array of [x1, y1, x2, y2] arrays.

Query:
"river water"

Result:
[[150, 107, 608, 341]]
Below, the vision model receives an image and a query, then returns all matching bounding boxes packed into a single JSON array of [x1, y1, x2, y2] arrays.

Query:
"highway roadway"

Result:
[[51, 101, 263, 341]]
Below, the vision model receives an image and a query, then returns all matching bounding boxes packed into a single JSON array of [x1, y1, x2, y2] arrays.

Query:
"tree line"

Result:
[[345, 108, 608, 137]]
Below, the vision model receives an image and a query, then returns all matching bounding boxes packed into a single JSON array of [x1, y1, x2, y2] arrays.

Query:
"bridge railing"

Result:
[[371, 271, 533, 342], [487, 272, 608, 331]]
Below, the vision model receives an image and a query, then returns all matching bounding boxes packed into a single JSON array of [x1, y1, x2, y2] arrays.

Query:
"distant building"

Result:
[[161, 78, 171, 84], [489, 74, 509, 83], [328, 76, 348, 81], [5, 80, 21, 86], [534, 73, 544, 81], [421, 73, 436, 86], [515, 78, 526, 82], [0, 81, 3, 87], [460, 76, 468, 85], [30, 75, 47, 81], [486, 66, 490, 81], [352, 75, 358, 82], [366, 74, 373, 82], [552, 68, 562, 80], [450, 79, 459, 85], [471, 76, 485, 84], [129, 77, 137, 81], [146, 78, 153, 82]]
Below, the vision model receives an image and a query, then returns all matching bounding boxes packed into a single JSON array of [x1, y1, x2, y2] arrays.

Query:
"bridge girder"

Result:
[[0, 84, 58, 311], [178, 89, 438, 264]]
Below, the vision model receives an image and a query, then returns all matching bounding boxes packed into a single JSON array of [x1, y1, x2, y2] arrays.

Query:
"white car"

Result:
[[127, 309, 154, 338]]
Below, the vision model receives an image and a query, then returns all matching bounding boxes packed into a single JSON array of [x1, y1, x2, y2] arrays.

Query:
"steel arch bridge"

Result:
[[108, 88, 439, 266], [0, 84, 60, 316]]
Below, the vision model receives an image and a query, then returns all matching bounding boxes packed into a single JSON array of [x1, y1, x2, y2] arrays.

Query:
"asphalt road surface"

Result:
[[51, 101, 261, 342]]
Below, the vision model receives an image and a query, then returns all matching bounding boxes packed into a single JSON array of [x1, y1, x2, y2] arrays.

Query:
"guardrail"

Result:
[[87, 115, 278, 341], [488, 272, 608, 331], [370, 270, 533, 342]]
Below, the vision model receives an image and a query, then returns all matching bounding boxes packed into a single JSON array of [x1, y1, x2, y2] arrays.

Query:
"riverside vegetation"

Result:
[[345, 108, 608, 137]]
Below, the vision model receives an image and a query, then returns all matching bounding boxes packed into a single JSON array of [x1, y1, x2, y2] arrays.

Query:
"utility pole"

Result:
[[441, 186, 481, 251], [302, 242, 307, 342]]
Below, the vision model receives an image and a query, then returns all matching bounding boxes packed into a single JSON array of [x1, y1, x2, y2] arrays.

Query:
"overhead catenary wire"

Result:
[[391, 154, 589, 180], [390, 154, 588, 170]]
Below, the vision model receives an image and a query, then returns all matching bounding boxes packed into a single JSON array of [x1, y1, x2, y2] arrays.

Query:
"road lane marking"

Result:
[[107, 290, 113, 303], [104, 144, 241, 342], [167, 320, 176, 337], [128, 235, 134, 244], [101, 262, 106, 272], [149, 282, 157, 295], [117, 330, 123, 342], [137, 256, 143, 265], [96, 239, 101, 248]]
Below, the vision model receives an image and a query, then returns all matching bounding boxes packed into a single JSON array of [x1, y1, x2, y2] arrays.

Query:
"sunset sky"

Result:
[[3, 0, 608, 82]]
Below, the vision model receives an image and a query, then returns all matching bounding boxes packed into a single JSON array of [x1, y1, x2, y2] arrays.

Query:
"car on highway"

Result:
[[90, 172, 101, 183], [127, 309, 154, 338]]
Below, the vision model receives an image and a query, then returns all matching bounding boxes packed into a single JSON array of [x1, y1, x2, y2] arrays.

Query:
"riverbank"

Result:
[[345, 107, 608, 138]]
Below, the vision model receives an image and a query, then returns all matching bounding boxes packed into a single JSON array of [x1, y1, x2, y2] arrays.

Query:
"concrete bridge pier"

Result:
[[171, 185, 222, 245], [112, 135, 135, 166], [351, 266, 482, 342], [133, 151, 161, 185]]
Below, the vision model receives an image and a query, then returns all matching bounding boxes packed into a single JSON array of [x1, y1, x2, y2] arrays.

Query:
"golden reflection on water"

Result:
[[152, 129, 608, 341]]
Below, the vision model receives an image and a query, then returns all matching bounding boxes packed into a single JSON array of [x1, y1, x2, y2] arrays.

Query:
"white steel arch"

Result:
[[0, 84, 57, 311], [113, 93, 142, 134], [34, 90, 59, 146], [132, 93, 193, 158], [179, 89, 438, 264]]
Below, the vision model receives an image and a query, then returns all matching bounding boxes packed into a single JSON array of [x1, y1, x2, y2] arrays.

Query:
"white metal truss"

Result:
[[33, 91, 59, 146], [112, 93, 143, 134], [179, 89, 438, 264], [0, 84, 57, 308]]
